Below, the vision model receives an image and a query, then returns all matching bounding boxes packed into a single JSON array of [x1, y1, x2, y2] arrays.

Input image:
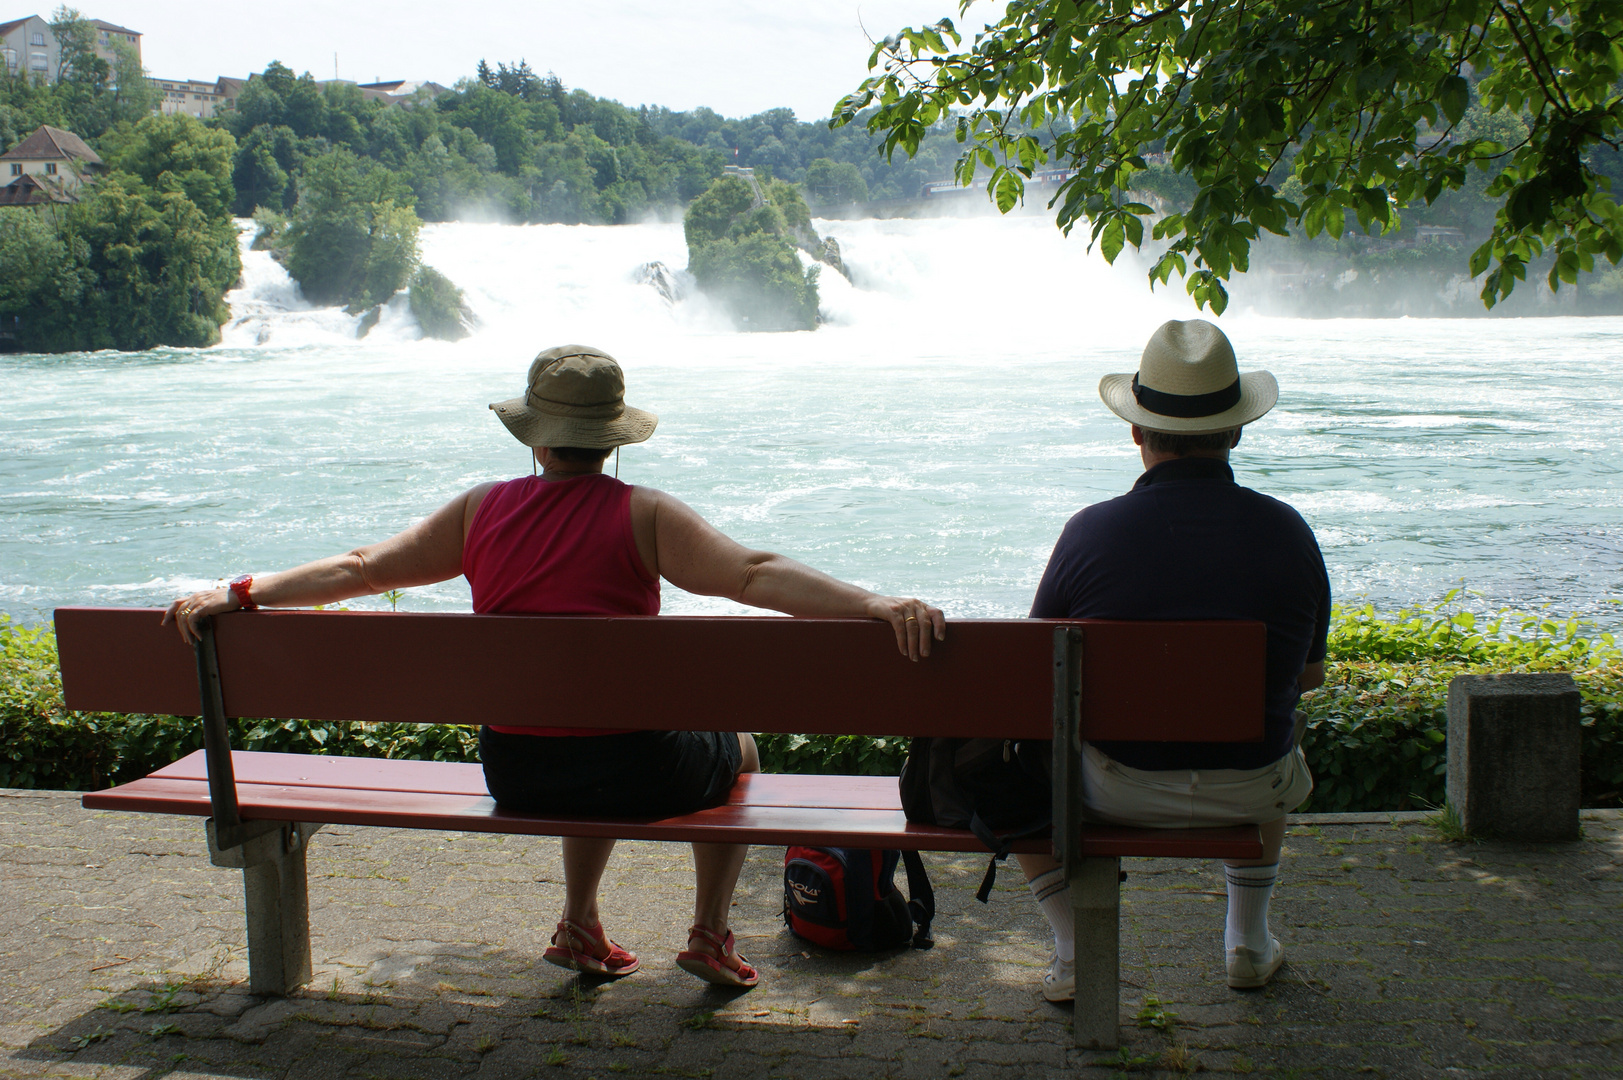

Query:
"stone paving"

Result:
[[1, 791, 1619, 1079]]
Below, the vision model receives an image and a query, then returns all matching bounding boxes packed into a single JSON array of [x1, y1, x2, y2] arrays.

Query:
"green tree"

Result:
[[0, 174, 239, 352], [229, 124, 305, 214], [838, 0, 1623, 311], [0, 207, 86, 342], [49, 7, 108, 92], [104, 39, 157, 123], [803, 157, 869, 205], [683, 173, 756, 247], [284, 150, 421, 308], [684, 173, 820, 330], [100, 113, 237, 222]]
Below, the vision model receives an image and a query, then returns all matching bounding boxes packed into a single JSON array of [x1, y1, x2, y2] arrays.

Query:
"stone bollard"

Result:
[[1446, 673, 1582, 841]]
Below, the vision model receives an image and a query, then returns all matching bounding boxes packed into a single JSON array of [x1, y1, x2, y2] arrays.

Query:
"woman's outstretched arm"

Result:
[[162, 483, 495, 644], [632, 487, 946, 660]]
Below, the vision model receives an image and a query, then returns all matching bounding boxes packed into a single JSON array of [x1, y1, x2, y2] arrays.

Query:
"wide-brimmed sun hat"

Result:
[[1098, 319, 1278, 434], [490, 345, 658, 449]]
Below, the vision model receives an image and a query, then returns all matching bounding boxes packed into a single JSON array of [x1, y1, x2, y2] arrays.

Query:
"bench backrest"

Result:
[[54, 608, 1266, 743]]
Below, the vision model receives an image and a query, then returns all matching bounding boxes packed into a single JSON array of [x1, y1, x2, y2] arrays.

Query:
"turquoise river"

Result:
[[3, 215, 1621, 626]]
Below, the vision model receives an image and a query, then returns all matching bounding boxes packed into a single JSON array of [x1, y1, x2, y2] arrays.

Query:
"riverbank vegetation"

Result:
[[0, 11, 236, 350], [0, 113, 239, 350], [4, 600, 1619, 813]]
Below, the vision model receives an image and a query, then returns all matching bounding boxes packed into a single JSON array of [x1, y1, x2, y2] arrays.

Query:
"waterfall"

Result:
[[218, 214, 1200, 357]]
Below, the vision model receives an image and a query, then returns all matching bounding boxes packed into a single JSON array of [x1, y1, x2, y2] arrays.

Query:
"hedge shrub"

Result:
[[4, 598, 1620, 812]]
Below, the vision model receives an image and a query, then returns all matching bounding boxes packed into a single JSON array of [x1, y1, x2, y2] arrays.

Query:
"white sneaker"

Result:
[[1226, 936, 1285, 989], [1043, 954, 1075, 1002]]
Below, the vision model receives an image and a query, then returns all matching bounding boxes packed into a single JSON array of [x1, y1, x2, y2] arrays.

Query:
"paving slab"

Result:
[[1, 790, 1619, 1078]]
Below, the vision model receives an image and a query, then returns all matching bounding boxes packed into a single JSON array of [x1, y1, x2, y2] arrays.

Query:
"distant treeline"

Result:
[[221, 58, 959, 225]]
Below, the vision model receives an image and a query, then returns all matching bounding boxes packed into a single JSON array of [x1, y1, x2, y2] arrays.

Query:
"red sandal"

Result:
[[675, 924, 759, 988], [543, 919, 639, 977]]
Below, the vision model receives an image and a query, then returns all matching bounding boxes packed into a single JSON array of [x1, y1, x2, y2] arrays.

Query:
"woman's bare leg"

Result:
[[561, 836, 617, 929], [688, 733, 759, 955]]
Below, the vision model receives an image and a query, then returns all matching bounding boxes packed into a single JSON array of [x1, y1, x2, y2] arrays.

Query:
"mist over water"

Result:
[[4, 216, 1621, 627]]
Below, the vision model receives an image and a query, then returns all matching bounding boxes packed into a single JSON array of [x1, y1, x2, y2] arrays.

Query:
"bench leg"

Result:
[[208, 820, 321, 996], [1071, 855, 1120, 1049]]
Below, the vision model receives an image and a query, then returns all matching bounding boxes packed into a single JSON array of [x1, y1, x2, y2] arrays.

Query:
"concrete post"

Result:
[[208, 820, 322, 995], [1071, 856, 1121, 1049], [1446, 673, 1582, 841]]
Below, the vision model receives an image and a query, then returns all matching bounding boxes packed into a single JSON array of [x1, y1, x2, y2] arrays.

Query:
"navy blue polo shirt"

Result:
[[1030, 456, 1330, 772]]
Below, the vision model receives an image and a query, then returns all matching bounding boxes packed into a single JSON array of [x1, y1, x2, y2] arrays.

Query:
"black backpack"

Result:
[[898, 737, 1052, 902]]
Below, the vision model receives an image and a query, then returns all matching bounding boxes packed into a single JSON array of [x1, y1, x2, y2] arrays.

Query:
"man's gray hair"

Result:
[[1142, 428, 1239, 456]]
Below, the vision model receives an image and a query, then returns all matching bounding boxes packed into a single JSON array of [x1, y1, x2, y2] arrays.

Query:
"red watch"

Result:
[[229, 574, 259, 611]]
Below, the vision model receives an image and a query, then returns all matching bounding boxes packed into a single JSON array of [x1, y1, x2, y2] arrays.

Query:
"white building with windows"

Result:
[[154, 76, 224, 118], [0, 14, 58, 79]]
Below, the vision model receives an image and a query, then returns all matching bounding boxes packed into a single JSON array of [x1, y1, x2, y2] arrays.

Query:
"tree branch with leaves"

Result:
[[835, 0, 1623, 312]]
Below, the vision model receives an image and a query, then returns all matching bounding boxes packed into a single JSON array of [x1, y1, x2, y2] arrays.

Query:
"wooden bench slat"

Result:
[[84, 754, 1262, 859], [55, 609, 1266, 743], [150, 751, 911, 809]]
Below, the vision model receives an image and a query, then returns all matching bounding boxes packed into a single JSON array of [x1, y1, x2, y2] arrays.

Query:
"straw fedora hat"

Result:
[[1099, 320, 1278, 434], [490, 345, 658, 449]]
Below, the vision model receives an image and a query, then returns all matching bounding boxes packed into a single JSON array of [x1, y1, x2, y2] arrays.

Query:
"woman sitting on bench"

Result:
[[162, 344, 945, 991]]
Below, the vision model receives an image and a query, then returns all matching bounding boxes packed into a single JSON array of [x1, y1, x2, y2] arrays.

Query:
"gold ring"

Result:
[[181, 607, 194, 617], [905, 616, 917, 622]]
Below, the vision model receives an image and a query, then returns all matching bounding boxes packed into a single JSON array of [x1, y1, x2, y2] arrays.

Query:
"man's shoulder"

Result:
[[1232, 483, 1319, 536], [1070, 475, 1320, 543]]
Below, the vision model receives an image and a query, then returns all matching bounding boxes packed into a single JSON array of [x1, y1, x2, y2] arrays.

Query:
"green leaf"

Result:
[[1100, 218, 1125, 262], [1437, 75, 1470, 126], [994, 170, 1022, 214]]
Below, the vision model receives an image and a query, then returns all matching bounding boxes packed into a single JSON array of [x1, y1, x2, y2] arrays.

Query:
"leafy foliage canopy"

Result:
[[837, 0, 1623, 312]]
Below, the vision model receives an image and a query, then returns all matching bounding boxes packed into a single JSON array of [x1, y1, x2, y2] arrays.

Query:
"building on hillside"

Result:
[[0, 14, 57, 79], [88, 17, 138, 66], [0, 170, 73, 208], [0, 124, 103, 205], [0, 14, 139, 82], [351, 78, 451, 106], [214, 74, 247, 112], [153, 76, 224, 118]]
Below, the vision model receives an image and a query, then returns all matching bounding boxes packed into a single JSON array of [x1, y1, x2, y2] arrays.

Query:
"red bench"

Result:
[[56, 607, 1266, 1049]]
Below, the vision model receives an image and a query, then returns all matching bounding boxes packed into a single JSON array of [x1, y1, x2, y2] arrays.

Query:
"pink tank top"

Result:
[[463, 473, 659, 735]]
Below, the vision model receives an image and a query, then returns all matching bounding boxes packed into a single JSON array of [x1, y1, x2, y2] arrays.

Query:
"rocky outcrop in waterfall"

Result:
[[683, 171, 821, 331], [409, 266, 478, 341], [634, 261, 686, 305], [816, 236, 847, 281]]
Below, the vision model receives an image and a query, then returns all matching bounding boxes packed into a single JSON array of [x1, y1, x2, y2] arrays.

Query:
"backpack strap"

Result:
[[970, 813, 1051, 903], [899, 849, 935, 949]]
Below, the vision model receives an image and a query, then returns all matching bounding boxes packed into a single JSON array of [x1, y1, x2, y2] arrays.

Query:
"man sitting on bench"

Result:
[[162, 344, 946, 991], [1018, 320, 1331, 1001]]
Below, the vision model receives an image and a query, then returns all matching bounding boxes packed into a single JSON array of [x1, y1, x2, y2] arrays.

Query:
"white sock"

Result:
[[1224, 863, 1279, 954], [1028, 868, 1074, 963]]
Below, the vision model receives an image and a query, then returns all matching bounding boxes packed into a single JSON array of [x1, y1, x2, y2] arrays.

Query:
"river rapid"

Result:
[[3, 215, 1621, 627]]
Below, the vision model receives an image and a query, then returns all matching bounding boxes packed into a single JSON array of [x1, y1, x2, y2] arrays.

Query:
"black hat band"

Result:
[[1132, 373, 1242, 418]]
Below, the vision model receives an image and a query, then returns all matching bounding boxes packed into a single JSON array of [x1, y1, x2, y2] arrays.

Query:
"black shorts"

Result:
[[478, 727, 743, 818]]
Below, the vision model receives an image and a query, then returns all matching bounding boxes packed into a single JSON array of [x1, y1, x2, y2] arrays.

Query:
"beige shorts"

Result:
[[1080, 742, 1314, 828]]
